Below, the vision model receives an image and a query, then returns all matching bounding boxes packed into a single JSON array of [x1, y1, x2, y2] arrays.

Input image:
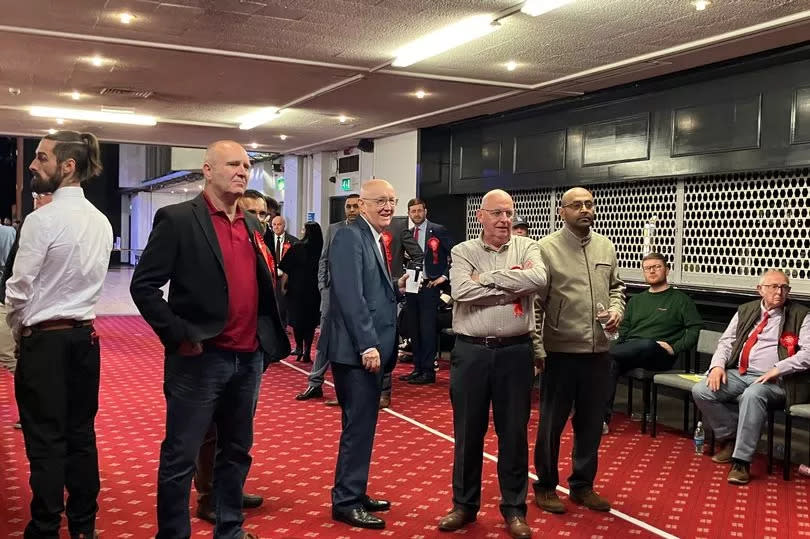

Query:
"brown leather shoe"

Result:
[[727, 461, 750, 485], [324, 399, 339, 406], [437, 508, 476, 531], [569, 489, 611, 512], [535, 488, 565, 514], [379, 395, 391, 409], [505, 515, 532, 538], [712, 440, 735, 463]]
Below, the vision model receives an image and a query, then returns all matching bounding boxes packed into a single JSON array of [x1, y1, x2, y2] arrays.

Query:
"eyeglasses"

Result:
[[642, 264, 665, 272], [32, 192, 52, 200], [759, 284, 791, 292], [480, 208, 515, 219], [362, 197, 398, 209], [245, 209, 268, 219], [562, 200, 595, 211]]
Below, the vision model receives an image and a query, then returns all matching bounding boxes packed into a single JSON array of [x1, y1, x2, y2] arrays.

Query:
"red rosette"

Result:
[[427, 236, 440, 264], [282, 241, 291, 258], [510, 265, 524, 317], [780, 332, 799, 357], [254, 230, 276, 285], [381, 230, 393, 274]]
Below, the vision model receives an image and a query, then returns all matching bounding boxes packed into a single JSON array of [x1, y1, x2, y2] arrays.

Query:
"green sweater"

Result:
[[617, 287, 703, 355]]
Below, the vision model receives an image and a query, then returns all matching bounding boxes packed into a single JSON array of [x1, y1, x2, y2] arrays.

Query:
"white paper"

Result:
[[405, 268, 421, 294]]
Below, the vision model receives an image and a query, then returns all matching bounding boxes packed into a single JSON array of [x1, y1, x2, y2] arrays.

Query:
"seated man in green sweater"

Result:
[[603, 252, 703, 431]]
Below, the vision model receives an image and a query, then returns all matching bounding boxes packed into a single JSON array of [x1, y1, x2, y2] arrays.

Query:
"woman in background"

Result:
[[279, 221, 323, 363]]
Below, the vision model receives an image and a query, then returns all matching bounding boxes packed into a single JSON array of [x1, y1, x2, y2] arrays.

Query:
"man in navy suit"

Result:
[[400, 198, 455, 385], [320, 179, 408, 530]]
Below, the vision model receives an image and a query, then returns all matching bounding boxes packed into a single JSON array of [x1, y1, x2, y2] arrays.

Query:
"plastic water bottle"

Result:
[[642, 216, 658, 256], [694, 421, 705, 455], [799, 464, 810, 477], [596, 302, 618, 341]]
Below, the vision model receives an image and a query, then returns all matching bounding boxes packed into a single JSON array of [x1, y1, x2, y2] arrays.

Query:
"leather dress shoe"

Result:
[[332, 507, 385, 529], [379, 395, 391, 409], [196, 505, 216, 524], [363, 496, 390, 512], [242, 493, 263, 508], [295, 385, 323, 400], [505, 515, 532, 539], [409, 373, 435, 385], [438, 508, 476, 531], [324, 399, 340, 406], [399, 370, 420, 381]]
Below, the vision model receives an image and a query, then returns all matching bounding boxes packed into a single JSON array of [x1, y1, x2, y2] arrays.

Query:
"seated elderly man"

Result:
[[693, 269, 810, 485]]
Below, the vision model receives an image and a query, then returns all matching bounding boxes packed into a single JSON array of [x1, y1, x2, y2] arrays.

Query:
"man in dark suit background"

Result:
[[130, 140, 290, 539], [295, 193, 360, 402], [268, 215, 298, 332], [320, 179, 408, 529], [400, 198, 455, 385]]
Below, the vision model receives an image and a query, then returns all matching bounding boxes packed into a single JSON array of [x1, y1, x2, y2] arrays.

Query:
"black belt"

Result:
[[457, 333, 530, 348]]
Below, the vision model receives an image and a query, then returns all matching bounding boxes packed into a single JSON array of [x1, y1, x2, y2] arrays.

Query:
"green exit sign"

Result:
[[341, 178, 352, 191]]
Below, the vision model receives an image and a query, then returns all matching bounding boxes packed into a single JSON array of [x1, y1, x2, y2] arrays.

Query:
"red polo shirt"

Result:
[[203, 193, 259, 352]]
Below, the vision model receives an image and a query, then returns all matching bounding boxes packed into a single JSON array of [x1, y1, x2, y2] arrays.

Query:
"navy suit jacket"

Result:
[[319, 216, 398, 372], [412, 220, 455, 280]]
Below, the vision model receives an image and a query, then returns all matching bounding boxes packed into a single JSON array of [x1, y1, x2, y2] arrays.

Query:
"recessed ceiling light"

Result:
[[183, 188, 188, 193], [250, 142, 259, 149], [71, 91, 81, 100], [279, 134, 288, 141], [47, 128, 57, 135], [238, 107, 281, 130], [338, 115, 348, 123], [506, 61, 518, 71], [415, 90, 426, 99], [119, 12, 135, 24], [521, 0, 574, 17], [693, 0, 710, 10], [90, 55, 105, 67], [56, 118, 65, 125], [8, 87, 21, 96], [30, 105, 157, 126], [391, 14, 499, 67]]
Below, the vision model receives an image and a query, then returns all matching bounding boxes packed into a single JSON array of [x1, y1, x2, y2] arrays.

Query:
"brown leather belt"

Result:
[[457, 333, 530, 348], [28, 319, 94, 332]]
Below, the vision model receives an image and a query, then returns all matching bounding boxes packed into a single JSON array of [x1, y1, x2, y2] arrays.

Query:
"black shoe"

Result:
[[301, 355, 312, 363], [363, 496, 390, 512], [196, 506, 216, 524], [242, 493, 263, 508], [295, 386, 323, 400], [290, 348, 302, 356], [332, 507, 385, 529], [399, 370, 420, 381], [409, 373, 436, 385]]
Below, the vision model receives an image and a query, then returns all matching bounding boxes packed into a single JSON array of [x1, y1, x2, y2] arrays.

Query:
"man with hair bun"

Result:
[[7, 130, 113, 538]]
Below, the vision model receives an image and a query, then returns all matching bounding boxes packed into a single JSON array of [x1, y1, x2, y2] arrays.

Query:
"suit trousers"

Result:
[[15, 325, 100, 538], [331, 362, 383, 511], [604, 339, 676, 423], [306, 292, 330, 388], [406, 286, 440, 375], [692, 369, 785, 462], [534, 352, 610, 493], [0, 302, 17, 372], [449, 338, 534, 519], [157, 348, 262, 539]]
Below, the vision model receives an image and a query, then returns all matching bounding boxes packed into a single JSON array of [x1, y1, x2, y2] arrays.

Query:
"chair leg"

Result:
[[767, 408, 775, 475], [641, 380, 651, 434], [651, 383, 658, 438], [627, 378, 634, 418], [784, 413, 792, 481]]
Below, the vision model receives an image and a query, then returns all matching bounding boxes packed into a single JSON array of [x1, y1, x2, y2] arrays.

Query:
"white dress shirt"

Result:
[[6, 187, 113, 333]]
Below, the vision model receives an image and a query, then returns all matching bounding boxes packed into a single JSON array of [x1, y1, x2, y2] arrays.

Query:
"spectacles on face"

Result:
[[362, 197, 398, 209], [562, 200, 595, 211], [642, 264, 665, 272], [759, 284, 791, 292], [480, 208, 515, 220]]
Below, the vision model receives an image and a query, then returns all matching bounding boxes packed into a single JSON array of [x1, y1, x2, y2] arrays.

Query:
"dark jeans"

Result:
[[15, 325, 101, 539], [534, 352, 610, 493], [157, 348, 262, 539], [331, 362, 383, 511], [406, 286, 440, 376], [604, 339, 676, 424], [449, 338, 534, 519], [194, 422, 218, 510]]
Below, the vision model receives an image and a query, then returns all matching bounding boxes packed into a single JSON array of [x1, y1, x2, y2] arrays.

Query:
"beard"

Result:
[[31, 168, 62, 194]]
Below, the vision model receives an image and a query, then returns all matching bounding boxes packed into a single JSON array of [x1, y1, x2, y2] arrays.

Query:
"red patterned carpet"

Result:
[[1, 316, 808, 538]]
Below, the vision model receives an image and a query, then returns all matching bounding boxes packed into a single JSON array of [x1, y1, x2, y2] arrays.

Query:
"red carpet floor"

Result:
[[1, 316, 808, 538]]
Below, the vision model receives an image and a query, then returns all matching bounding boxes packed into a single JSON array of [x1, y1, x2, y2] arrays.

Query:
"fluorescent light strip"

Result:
[[391, 14, 499, 67], [30, 106, 156, 126], [239, 107, 281, 130], [521, 0, 574, 17]]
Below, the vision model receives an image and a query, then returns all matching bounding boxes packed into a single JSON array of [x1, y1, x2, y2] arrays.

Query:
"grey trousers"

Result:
[[692, 368, 785, 462]]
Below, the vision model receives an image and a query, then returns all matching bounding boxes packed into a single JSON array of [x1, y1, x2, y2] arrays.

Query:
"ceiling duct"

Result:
[[99, 87, 154, 99]]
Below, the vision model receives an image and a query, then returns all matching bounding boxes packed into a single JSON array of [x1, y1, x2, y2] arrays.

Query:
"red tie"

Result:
[[739, 311, 770, 375], [413, 226, 419, 242]]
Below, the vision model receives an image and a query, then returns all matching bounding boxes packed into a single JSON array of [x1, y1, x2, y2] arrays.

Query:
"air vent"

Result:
[[99, 87, 153, 99]]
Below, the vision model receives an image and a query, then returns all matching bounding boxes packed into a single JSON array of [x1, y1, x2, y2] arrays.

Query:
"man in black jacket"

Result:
[[130, 140, 289, 539]]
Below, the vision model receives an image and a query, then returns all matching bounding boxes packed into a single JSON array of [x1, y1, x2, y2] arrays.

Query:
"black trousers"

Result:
[[449, 338, 534, 519], [405, 286, 440, 376], [604, 339, 676, 424], [15, 325, 101, 538], [534, 352, 610, 494]]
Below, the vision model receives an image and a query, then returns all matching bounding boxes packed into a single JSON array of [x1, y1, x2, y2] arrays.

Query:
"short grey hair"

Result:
[[758, 269, 789, 285]]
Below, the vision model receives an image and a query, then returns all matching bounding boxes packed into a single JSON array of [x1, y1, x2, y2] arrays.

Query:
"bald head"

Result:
[[481, 189, 513, 210], [559, 186, 595, 237], [202, 140, 250, 201], [477, 189, 515, 249], [271, 215, 286, 236], [561, 187, 593, 206], [359, 178, 396, 232]]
